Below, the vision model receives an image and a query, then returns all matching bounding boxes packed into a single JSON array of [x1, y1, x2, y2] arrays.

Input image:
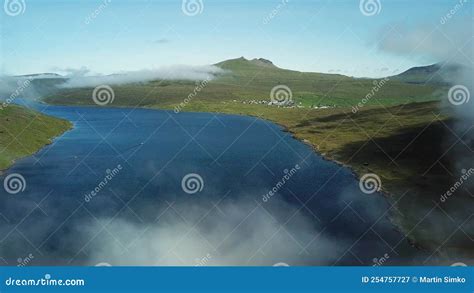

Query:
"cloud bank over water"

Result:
[[83, 197, 342, 266]]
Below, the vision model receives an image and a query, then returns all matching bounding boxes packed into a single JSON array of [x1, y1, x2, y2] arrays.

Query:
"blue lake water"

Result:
[[0, 102, 421, 266]]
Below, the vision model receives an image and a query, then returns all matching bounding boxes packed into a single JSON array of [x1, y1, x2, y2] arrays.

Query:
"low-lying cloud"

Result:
[[83, 197, 342, 266], [377, 18, 472, 66], [377, 17, 473, 130], [0, 76, 39, 105], [58, 65, 226, 88]]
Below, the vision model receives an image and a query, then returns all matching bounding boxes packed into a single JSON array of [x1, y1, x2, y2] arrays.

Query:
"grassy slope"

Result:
[[46, 57, 443, 108], [0, 105, 72, 170], [44, 58, 473, 258], [391, 63, 465, 85]]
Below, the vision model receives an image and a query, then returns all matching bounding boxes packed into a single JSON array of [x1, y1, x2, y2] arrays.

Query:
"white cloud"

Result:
[[84, 198, 341, 266], [58, 65, 226, 88]]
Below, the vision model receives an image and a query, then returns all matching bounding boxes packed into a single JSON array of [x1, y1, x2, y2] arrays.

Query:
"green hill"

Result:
[[45, 57, 443, 109], [216, 56, 280, 70], [0, 105, 71, 170]]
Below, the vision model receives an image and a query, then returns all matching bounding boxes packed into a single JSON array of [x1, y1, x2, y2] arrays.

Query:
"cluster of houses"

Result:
[[230, 99, 335, 109]]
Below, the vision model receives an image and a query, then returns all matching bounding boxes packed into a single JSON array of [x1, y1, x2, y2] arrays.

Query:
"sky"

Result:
[[0, 0, 472, 77]]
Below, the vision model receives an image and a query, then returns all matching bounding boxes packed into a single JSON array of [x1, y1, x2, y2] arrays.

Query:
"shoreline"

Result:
[[262, 118, 421, 247], [0, 112, 73, 175], [169, 108, 424, 253], [282, 126, 421, 247], [26, 102, 420, 252]]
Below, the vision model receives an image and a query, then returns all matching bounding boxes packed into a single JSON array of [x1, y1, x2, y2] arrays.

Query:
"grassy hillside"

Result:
[[391, 63, 464, 85], [0, 105, 71, 170], [45, 57, 444, 109]]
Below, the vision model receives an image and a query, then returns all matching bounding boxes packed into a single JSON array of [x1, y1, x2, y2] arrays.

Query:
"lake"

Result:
[[0, 102, 421, 266]]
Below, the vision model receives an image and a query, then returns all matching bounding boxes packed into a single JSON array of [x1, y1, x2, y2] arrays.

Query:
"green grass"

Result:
[[0, 105, 72, 170]]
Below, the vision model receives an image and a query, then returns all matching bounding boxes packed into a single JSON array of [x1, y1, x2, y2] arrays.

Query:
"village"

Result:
[[230, 99, 336, 109]]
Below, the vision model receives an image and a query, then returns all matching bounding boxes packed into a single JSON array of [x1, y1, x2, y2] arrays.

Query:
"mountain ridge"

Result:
[[391, 62, 464, 85], [11, 58, 462, 85]]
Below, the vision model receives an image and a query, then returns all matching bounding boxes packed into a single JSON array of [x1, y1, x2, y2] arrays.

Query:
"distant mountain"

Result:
[[215, 57, 280, 71], [391, 63, 464, 85], [14, 73, 64, 79], [7, 74, 67, 99], [249, 58, 278, 68], [214, 56, 353, 83]]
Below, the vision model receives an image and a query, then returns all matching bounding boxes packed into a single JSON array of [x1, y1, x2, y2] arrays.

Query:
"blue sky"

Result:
[[1, 0, 471, 77]]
